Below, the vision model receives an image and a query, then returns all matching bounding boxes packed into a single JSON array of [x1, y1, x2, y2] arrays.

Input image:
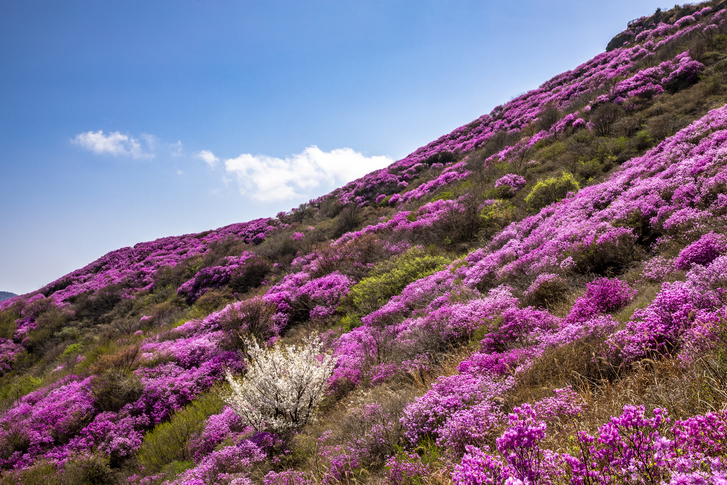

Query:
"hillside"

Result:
[[0, 294, 15, 303], [2, 2, 727, 484]]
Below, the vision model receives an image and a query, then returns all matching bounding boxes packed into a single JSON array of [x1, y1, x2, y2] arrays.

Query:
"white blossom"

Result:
[[222, 335, 336, 433]]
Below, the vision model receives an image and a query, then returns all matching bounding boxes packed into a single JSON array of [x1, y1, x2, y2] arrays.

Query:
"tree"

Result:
[[222, 335, 336, 434]]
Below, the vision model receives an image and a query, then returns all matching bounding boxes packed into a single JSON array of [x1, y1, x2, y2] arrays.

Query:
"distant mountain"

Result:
[[0, 291, 16, 302]]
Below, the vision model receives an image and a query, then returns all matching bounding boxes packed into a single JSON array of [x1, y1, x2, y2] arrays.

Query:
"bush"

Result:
[[229, 257, 271, 294], [0, 310, 17, 340], [218, 297, 277, 347], [194, 288, 233, 313], [570, 227, 638, 275], [72, 285, 123, 323], [222, 335, 336, 434], [673, 232, 727, 270], [0, 453, 113, 485], [347, 248, 451, 315], [479, 200, 518, 231], [576, 159, 605, 180], [525, 172, 580, 211], [536, 105, 560, 132], [523, 273, 568, 309], [137, 392, 224, 473], [589, 103, 623, 137], [92, 369, 144, 413], [332, 205, 363, 239]]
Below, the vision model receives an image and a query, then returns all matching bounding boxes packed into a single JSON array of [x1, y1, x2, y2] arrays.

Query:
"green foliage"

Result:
[[92, 370, 144, 413], [137, 392, 224, 473], [62, 343, 83, 357], [635, 129, 654, 150], [0, 374, 43, 405], [525, 172, 580, 211], [479, 200, 518, 229], [0, 309, 18, 340], [0, 453, 112, 485], [537, 140, 567, 161], [228, 257, 270, 294], [194, 288, 233, 313], [430, 191, 454, 202], [347, 248, 451, 314], [339, 313, 361, 332], [577, 159, 605, 180], [23, 305, 69, 356]]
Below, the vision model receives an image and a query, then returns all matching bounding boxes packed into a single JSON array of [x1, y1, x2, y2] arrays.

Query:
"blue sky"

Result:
[[0, 0, 670, 294]]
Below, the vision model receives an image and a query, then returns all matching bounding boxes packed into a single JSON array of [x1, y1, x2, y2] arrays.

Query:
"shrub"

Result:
[[0, 453, 112, 485], [137, 392, 224, 472], [523, 273, 568, 308], [332, 204, 363, 239], [194, 288, 233, 313], [567, 277, 636, 324], [674, 232, 727, 270], [525, 172, 580, 211], [589, 102, 623, 137], [536, 105, 560, 132], [576, 158, 604, 180], [218, 297, 277, 347], [0, 310, 17, 340], [229, 257, 271, 294], [494, 174, 527, 195], [479, 200, 518, 231], [570, 226, 638, 275], [72, 285, 123, 323], [347, 248, 450, 315], [92, 369, 144, 413], [222, 335, 336, 434]]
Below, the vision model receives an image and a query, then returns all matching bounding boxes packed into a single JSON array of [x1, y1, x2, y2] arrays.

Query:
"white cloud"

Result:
[[140, 133, 158, 151], [72, 130, 154, 159], [170, 140, 183, 157], [224, 146, 393, 202], [196, 150, 220, 168]]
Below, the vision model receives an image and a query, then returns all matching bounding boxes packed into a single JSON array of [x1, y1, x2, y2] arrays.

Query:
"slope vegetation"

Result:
[[2, 2, 727, 484]]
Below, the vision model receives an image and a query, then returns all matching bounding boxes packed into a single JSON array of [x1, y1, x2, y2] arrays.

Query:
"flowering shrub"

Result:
[[384, 451, 431, 485], [494, 174, 527, 196], [264, 271, 355, 328], [566, 277, 636, 324], [400, 161, 471, 203], [608, 255, 726, 363], [264, 469, 314, 485], [0, 376, 95, 469], [223, 335, 336, 433], [674, 232, 727, 270], [163, 440, 265, 485], [401, 374, 515, 445], [451, 404, 727, 485]]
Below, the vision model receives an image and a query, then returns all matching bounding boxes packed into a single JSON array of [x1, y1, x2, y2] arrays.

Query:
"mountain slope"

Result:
[[2, 2, 727, 484]]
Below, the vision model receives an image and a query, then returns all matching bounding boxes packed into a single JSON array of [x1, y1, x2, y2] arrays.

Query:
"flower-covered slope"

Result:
[[3, 2, 727, 485]]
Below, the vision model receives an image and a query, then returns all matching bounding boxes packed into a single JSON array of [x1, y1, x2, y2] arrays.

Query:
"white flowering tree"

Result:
[[222, 335, 336, 433]]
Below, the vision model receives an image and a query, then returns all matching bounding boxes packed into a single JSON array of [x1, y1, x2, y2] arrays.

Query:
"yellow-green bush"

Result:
[[0, 453, 112, 485], [137, 392, 224, 472], [479, 200, 518, 229], [347, 248, 451, 315], [525, 172, 580, 211]]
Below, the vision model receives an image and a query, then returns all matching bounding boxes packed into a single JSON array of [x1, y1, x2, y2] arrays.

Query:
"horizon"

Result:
[[0, 0, 670, 294]]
